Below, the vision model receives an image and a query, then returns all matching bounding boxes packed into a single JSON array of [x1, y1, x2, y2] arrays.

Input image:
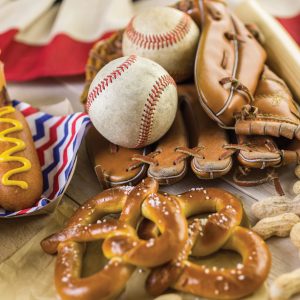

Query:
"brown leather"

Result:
[[284, 139, 300, 165], [233, 167, 285, 196], [173, 0, 202, 27], [147, 109, 189, 185], [236, 135, 282, 169], [234, 66, 300, 169], [86, 126, 148, 188], [86, 101, 190, 187], [235, 66, 300, 139], [179, 83, 233, 179], [194, 0, 266, 127], [236, 135, 300, 169]]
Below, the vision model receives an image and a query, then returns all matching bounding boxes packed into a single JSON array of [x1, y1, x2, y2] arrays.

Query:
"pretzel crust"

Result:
[[173, 188, 244, 256], [41, 178, 188, 300], [146, 222, 271, 299], [145, 188, 271, 299], [41, 179, 270, 300], [172, 226, 271, 299]]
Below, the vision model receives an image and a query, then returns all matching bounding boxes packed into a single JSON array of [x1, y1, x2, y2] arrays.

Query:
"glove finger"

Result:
[[179, 84, 233, 179], [86, 126, 149, 188]]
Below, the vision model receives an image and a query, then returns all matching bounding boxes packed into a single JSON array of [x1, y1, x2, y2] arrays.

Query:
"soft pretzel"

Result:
[[147, 222, 271, 299], [41, 178, 188, 300], [42, 177, 271, 299], [0, 61, 43, 211], [172, 187, 244, 255]]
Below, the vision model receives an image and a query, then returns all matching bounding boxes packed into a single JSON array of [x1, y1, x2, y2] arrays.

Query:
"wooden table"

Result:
[[1, 0, 300, 296], [1, 131, 300, 299]]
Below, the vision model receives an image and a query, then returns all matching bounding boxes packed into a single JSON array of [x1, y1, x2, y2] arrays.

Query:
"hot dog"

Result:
[[0, 62, 43, 212]]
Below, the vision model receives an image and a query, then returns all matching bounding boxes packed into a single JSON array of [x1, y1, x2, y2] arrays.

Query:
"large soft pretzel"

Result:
[[41, 178, 188, 300], [147, 220, 271, 299], [42, 177, 271, 299], [141, 186, 270, 299], [172, 187, 244, 256]]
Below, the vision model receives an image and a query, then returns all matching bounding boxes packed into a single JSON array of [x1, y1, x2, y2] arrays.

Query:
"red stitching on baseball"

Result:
[[125, 14, 191, 50], [86, 55, 137, 112], [136, 74, 176, 148]]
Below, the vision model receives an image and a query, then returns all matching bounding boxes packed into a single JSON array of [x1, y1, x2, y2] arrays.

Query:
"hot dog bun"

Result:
[[0, 62, 43, 212]]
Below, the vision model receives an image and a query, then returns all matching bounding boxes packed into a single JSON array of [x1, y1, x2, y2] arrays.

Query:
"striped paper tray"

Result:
[[0, 100, 91, 218]]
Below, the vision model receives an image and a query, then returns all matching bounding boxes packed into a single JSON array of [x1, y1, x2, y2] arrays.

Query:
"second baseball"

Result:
[[122, 7, 200, 82], [87, 55, 178, 149]]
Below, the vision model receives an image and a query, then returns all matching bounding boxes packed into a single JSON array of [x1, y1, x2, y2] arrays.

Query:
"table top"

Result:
[[0, 76, 299, 299]]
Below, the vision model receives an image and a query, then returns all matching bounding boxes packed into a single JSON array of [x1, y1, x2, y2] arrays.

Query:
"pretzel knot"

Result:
[[41, 178, 188, 300], [41, 179, 271, 300], [146, 189, 271, 299]]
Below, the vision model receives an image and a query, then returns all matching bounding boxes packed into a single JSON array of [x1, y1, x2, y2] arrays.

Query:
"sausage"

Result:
[[0, 63, 43, 212], [0, 105, 43, 211]]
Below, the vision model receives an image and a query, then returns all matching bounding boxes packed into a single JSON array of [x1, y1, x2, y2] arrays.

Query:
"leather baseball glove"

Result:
[[193, 0, 300, 193], [82, 0, 300, 191], [82, 0, 233, 188], [193, 0, 300, 149], [85, 82, 233, 188], [227, 66, 300, 194], [229, 66, 300, 170]]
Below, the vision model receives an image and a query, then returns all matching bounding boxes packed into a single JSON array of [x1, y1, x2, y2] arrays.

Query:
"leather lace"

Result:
[[224, 32, 245, 43], [174, 146, 205, 164], [234, 166, 285, 196], [219, 77, 255, 104], [127, 151, 161, 171]]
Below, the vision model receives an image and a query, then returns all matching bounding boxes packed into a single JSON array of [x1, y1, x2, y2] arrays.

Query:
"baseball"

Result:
[[122, 7, 200, 82], [86, 55, 178, 149]]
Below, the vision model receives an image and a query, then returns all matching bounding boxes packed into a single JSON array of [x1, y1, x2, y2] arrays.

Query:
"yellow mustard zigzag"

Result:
[[0, 106, 31, 189]]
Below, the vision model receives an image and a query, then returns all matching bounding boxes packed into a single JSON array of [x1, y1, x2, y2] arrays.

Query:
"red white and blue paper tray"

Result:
[[0, 100, 91, 218]]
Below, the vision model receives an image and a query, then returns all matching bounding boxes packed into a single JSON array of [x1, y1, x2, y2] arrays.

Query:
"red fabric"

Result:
[[0, 11, 298, 81], [0, 29, 18, 50], [277, 14, 300, 46], [0, 31, 114, 81]]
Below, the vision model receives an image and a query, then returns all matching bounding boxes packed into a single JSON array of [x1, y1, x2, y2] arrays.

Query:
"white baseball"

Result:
[[122, 7, 200, 82], [86, 55, 178, 149]]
